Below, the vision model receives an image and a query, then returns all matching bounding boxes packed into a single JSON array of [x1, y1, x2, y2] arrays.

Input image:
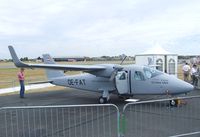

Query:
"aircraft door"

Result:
[[131, 70, 146, 94], [115, 71, 130, 94]]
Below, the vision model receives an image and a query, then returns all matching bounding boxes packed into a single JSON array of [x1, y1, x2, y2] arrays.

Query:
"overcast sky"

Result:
[[0, 0, 200, 59]]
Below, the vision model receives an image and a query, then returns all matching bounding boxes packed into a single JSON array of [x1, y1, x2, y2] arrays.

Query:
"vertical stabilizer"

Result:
[[43, 54, 65, 79]]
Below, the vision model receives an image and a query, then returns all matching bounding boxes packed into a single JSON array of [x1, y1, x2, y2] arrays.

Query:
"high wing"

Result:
[[8, 46, 106, 72]]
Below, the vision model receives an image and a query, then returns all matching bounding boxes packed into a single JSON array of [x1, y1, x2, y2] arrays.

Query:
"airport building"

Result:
[[135, 46, 178, 76], [53, 56, 86, 62]]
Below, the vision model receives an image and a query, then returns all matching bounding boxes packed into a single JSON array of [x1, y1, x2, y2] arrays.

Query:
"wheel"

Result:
[[99, 97, 107, 104], [170, 100, 177, 107]]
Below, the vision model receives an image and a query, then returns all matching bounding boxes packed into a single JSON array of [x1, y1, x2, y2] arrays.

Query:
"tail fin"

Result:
[[42, 54, 65, 80]]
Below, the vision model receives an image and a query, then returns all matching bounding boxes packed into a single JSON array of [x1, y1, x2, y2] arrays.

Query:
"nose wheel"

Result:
[[170, 99, 184, 107], [170, 100, 177, 107]]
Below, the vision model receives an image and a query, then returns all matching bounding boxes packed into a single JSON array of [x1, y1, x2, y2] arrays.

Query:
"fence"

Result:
[[122, 96, 200, 137], [1, 96, 200, 137], [0, 104, 119, 137]]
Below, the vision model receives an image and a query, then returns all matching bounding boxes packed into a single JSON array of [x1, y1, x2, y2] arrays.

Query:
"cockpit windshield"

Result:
[[143, 67, 163, 79]]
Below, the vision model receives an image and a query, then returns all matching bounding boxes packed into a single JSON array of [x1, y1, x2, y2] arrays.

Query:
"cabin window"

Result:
[[156, 59, 163, 72], [134, 71, 145, 81], [168, 59, 175, 75]]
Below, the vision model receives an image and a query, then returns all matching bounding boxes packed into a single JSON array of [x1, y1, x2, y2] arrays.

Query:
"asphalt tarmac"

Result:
[[0, 87, 126, 107], [0, 87, 121, 137], [1, 86, 196, 108], [0, 87, 200, 137]]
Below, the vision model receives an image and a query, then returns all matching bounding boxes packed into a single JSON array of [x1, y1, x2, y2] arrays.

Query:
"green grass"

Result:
[[0, 60, 134, 88], [0, 61, 185, 89], [0, 68, 46, 88]]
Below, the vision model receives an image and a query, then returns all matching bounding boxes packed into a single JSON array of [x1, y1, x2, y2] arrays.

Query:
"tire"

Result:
[[99, 97, 107, 104], [170, 100, 177, 107]]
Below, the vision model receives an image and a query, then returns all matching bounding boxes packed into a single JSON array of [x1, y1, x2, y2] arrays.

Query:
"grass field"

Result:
[[0, 68, 46, 88], [0, 60, 134, 88], [0, 60, 185, 89]]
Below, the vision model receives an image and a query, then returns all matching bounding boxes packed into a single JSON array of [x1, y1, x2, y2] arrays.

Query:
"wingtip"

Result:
[[8, 45, 29, 68], [8, 45, 13, 50]]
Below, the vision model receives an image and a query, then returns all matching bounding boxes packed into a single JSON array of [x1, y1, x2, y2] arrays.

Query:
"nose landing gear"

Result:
[[169, 99, 187, 107], [165, 90, 186, 107], [170, 99, 177, 107]]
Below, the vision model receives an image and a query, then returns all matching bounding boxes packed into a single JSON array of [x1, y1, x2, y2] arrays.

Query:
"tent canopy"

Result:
[[137, 45, 177, 56]]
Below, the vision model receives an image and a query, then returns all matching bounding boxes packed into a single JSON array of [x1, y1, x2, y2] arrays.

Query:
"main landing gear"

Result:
[[99, 97, 108, 104], [99, 90, 110, 104]]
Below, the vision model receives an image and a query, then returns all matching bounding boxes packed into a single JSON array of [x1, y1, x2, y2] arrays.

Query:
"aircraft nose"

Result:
[[172, 78, 194, 93], [164, 75, 194, 94], [182, 81, 194, 92]]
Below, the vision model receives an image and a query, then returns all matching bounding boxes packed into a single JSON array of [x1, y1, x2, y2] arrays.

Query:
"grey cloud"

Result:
[[0, 0, 200, 59]]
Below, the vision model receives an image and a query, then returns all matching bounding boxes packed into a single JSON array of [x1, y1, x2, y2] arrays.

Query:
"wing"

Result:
[[8, 46, 106, 71]]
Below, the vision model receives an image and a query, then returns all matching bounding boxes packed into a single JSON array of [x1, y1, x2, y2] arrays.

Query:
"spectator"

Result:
[[190, 64, 198, 86], [17, 68, 25, 98], [182, 63, 190, 82]]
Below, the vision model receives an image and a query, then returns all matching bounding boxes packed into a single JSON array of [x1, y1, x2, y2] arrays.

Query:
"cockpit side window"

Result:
[[143, 67, 163, 79], [134, 71, 145, 81], [144, 70, 152, 79]]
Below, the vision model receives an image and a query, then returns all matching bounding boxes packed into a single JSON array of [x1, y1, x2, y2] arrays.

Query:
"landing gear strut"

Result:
[[99, 90, 110, 104]]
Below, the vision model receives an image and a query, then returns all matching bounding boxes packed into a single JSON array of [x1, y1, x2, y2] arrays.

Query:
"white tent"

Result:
[[135, 46, 178, 76]]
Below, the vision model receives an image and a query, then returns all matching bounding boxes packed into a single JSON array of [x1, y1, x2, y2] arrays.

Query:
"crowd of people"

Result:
[[182, 62, 199, 86]]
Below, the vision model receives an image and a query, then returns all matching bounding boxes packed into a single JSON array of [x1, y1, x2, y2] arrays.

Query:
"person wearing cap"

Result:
[[17, 68, 25, 98]]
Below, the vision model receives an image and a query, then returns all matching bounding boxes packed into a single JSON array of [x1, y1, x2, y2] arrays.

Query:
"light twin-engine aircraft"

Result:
[[8, 46, 193, 104]]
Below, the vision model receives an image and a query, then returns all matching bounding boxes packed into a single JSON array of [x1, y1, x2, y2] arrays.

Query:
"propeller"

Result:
[[109, 65, 123, 81], [120, 55, 127, 65], [109, 55, 126, 81]]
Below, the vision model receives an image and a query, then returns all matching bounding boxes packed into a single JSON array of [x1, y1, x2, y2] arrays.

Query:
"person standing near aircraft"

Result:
[[18, 68, 25, 98], [190, 64, 198, 86], [182, 62, 190, 82]]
